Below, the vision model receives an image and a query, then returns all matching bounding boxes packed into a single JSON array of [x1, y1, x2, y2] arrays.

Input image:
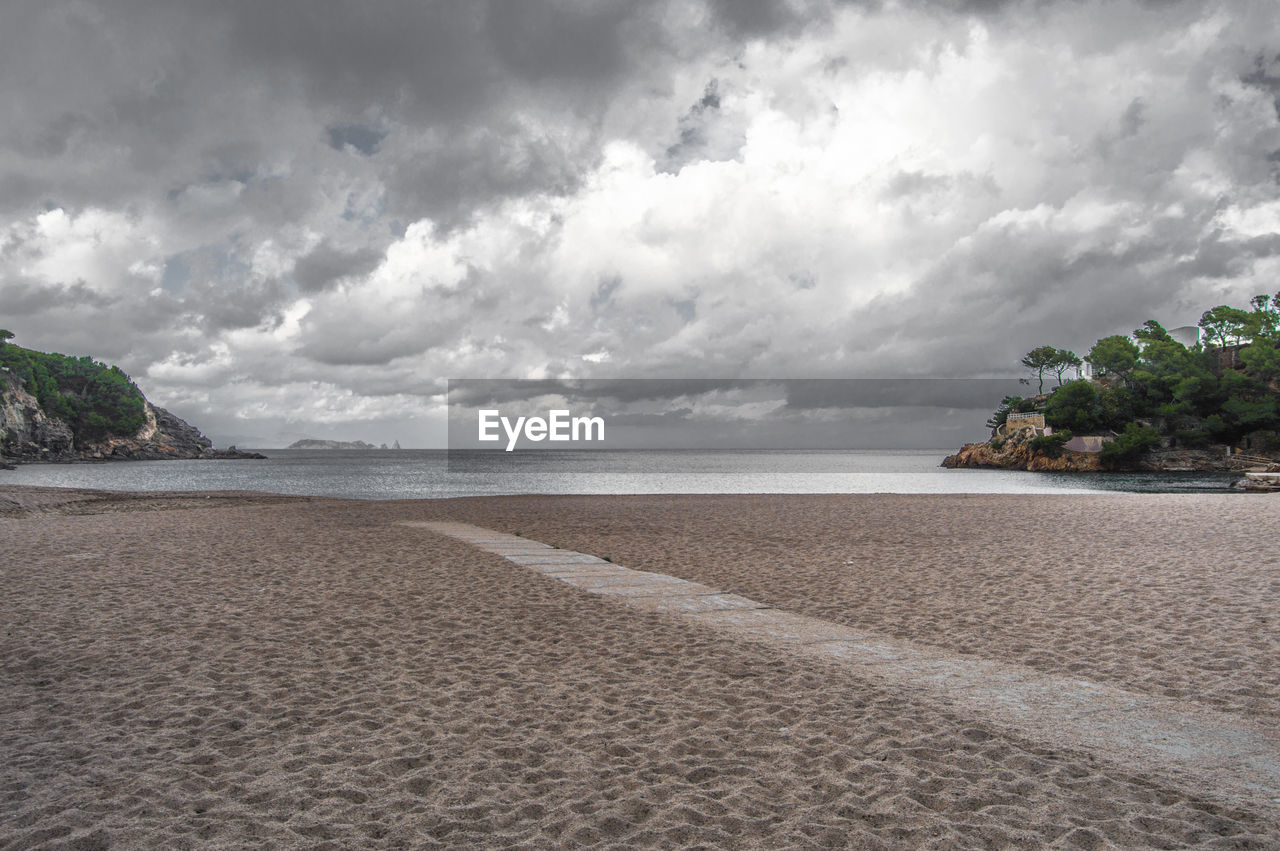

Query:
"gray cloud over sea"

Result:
[[2, 0, 1278, 446]]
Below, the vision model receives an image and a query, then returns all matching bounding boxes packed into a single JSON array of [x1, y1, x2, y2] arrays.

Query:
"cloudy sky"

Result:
[[3, 0, 1279, 447]]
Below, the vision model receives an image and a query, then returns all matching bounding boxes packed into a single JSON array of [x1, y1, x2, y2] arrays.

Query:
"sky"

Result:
[[2, 0, 1279, 448]]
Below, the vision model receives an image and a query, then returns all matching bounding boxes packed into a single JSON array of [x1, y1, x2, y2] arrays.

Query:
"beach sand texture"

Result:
[[2, 487, 1279, 848]]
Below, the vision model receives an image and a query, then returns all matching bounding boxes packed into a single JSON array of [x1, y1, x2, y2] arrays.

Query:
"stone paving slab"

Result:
[[622, 593, 769, 614], [688, 608, 870, 645], [504, 552, 610, 565], [556, 573, 713, 592], [482, 546, 560, 554], [586, 583, 724, 599], [525, 564, 632, 576], [405, 519, 1280, 820]]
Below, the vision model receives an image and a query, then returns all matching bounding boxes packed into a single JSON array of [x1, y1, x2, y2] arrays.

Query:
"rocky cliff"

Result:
[[1, 367, 263, 465]]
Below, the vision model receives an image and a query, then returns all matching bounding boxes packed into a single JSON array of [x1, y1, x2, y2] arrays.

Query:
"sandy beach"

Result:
[[3, 487, 1279, 848]]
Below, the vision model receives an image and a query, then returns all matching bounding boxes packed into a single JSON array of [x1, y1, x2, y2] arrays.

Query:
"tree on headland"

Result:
[[986, 395, 1032, 431], [1087, 335, 1140, 379], [1133, 320, 1173, 345], [1043, 379, 1102, 433], [1249, 293, 1280, 340], [0, 329, 12, 348], [1199, 305, 1253, 348], [1051, 349, 1082, 386], [1021, 346, 1058, 395], [1098, 423, 1161, 467], [1240, 339, 1280, 383]]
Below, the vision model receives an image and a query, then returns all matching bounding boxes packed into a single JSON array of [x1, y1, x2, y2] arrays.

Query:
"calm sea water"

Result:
[[0, 449, 1240, 499]]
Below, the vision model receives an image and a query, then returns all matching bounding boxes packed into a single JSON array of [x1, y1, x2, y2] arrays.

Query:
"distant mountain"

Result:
[[0, 338, 264, 466]]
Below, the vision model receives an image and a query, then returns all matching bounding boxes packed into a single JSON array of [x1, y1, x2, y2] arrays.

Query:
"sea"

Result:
[[0, 449, 1241, 499]]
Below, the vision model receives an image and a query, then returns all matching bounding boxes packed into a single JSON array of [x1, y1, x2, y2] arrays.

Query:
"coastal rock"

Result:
[[203, 446, 268, 460], [79, 405, 266, 461], [1137, 447, 1236, 471], [941, 429, 1102, 472], [944, 428, 1277, 473]]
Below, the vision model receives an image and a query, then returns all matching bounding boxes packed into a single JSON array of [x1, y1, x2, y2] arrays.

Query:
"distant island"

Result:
[[287, 439, 401, 450], [942, 295, 1280, 489], [0, 330, 264, 468]]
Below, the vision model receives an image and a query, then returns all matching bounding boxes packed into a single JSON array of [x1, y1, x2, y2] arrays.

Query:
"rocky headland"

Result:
[[941, 428, 1102, 472], [1, 366, 264, 466]]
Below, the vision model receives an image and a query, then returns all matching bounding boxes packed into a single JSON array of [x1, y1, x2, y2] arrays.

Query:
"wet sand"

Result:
[[2, 487, 1278, 847]]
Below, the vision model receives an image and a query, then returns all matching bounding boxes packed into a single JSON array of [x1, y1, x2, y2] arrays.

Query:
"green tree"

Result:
[[1199, 305, 1253, 348], [0, 329, 12, 347], [1099, 423, 1160, 467], [986, 395, 1025, 432], [1087, 335, 1140, 379], [1129, 338, 1220, 436], [1044, 380, 1103, 433], [1249, 294, 1279, 340], [1133, 320, 1173, 344], [1050, 349, 1083, 386], [1240, 340, 1280, 383], [1021, 346, 1059, 395]]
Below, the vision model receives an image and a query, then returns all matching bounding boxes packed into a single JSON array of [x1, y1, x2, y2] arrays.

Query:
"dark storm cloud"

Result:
[[0, 1, 701, 226], [705, 0, 819, 37], [449, 378, 766, 409], [326, 125, 387, 156], [662, 80, 729, 173], [1241, 52, 1280, 119], [448, 379, 1024, 415], [293, 242, 385, 294], [381, 123, 594, 229], [0, 278, 116, 315]]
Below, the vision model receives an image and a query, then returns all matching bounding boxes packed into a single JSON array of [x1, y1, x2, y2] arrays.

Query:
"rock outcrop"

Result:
[[941, 428, 1103, 472], [1, 369, 75, 460], [1, 367, 264, 465]]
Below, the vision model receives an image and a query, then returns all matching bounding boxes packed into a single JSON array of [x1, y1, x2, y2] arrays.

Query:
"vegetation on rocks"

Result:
[[0, 337, 146, 444], [1, 330, 264, 464], [948, 294, 1280, 471]]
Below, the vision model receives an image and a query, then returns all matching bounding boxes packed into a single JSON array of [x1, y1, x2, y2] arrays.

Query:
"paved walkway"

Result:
[[405, 520, 1280, 818]]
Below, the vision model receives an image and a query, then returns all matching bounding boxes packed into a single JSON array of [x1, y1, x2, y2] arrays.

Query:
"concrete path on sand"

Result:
[[404, 520, 1280, 820]]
